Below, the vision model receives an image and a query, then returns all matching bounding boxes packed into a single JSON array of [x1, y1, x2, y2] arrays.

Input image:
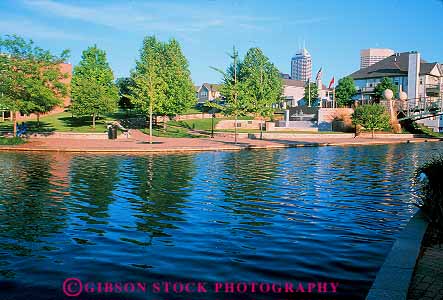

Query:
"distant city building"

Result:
[[291, 48, 312, 82], [360, 48, 395, 69]]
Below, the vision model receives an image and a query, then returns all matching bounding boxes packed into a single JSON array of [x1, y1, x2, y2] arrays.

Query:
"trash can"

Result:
[[108, 125, 118, 140]]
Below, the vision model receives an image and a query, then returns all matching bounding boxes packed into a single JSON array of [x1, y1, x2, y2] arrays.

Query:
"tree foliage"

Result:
[[352, 104, 390, 137], [71, 45, 118, 128], [0, 34, 70, 134], [128, 36, 166, 143], [209, 47, 247, 143], [335, 76, 357, 107], [116, 77, 135, 110], [303, 82, 319, 107], [128, 36, 196, 141], [210, 47, 248, 118], [160, 39, 196, 117], [239, 47, 283, 118], [374, 77, 398, 101]]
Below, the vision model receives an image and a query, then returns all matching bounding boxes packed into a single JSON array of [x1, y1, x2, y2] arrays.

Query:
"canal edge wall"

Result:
[[365, 210, 429, 300]]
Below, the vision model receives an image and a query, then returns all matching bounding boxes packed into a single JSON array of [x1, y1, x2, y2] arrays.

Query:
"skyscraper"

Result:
[[360, 48, 395, 69], [291, 48, 312, 82]]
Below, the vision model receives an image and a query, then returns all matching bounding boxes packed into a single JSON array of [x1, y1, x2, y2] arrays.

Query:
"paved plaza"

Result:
[[0, 130, 440, 153], [408, 245, 443, 300]]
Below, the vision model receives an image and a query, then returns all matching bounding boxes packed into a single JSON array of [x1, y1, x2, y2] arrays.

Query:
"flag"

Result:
[[328, 77, 335, 89], [316, 67, 322, 81]]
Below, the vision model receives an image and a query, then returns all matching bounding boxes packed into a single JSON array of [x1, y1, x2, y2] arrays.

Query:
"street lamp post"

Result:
[[211, 88, 216, 138]]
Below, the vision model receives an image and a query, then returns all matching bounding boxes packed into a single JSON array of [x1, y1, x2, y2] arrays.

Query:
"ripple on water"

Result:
[[0, 142, 442, 300]]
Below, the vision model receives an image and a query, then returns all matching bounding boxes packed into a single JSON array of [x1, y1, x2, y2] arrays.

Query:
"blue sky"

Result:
[[1, 0, 442, 85]]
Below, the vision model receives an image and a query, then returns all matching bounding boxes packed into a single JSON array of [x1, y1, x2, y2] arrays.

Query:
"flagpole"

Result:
[[333, 85, 336, 108], [308, 79, 311, 107]]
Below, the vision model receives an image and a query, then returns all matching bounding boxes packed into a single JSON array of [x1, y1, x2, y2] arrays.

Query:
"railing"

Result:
[[395, 97, 443, 121], [361, 86, 375, 93], [425, 84, 441, 96]]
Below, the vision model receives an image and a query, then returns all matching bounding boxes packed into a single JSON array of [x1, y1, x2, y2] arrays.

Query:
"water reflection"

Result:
[[0, 153, 68, 278], [0, 142, 442, 300], [127, 155, 195, 241]]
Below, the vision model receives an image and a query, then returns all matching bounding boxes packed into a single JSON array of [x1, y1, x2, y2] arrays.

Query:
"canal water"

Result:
[[0, 142, 442, 300]]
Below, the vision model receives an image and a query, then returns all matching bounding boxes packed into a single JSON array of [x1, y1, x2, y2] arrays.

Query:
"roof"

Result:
[[283, 79, 306, 87], [283, 79, 327, 90], [349, 52, 441, 80], [201, 83, 220, 92], [292, 48, 311, 58], [421, 62, 441, 75]]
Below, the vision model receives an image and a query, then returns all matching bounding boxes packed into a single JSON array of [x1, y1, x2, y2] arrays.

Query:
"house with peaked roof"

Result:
[[282, 79, 328, 108], [195, 83, 221, 104], [349, 51, 443, 132], [349, 51, 443, 103]]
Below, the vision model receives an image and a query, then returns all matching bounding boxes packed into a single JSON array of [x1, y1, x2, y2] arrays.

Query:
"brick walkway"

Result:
[[0, 130, 441, 153], [407, 246, 443, 300]]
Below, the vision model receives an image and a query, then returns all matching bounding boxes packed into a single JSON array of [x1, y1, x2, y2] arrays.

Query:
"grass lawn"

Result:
[[0, 112, 119, 133], [169, 116, 253, 131], [0, 137, 26, 145], [141, 125, 204, 138], [216, 129, 345, 134], [139, 117, 254, 138], [182, 107, 204, 115]]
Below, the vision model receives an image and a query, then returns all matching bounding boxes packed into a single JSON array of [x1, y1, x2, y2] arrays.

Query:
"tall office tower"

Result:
[[291, 48, 312, 82], [360, 48, 395, 69]]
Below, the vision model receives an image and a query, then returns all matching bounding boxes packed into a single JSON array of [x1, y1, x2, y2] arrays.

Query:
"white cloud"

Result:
[[21, 0, 285, 34], [289, 17, 329, 25], [0, 18, 86, 40], [19, 0, 328, 39], [22, 0, 224, 33]]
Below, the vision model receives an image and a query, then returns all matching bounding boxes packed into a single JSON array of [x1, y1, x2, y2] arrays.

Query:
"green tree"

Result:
[[0, 35, 69, 135], [71, 45, 118, 128], [352, 104, 390, 138], [129, 36, 167, 144], [210, 46, 248, 144], [335, 77, 357, 107], [239, 47, 282, 139], [374, 77, 398, 102], [154, 39, 197, 130], [116, 77, 135, 112], [303, 82, 319, 107]]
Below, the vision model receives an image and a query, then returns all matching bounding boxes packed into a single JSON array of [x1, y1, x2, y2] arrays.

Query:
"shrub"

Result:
[[351, 104, 390, 138], [416, 155, 443, 242]]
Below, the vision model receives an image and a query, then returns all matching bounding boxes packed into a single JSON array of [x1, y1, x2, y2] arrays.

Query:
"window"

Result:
[[201, 91, 208, 97]]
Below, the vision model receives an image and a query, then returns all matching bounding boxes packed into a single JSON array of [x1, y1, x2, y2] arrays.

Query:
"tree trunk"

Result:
[[92, 113, 96, 128], [234, 115, 238, 144], [163, 115, 167, 131], [37, 113, 40, 127], [260, 117, 264, 140], [149, 104, 153, 144], [12, 111, 17, 137]]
